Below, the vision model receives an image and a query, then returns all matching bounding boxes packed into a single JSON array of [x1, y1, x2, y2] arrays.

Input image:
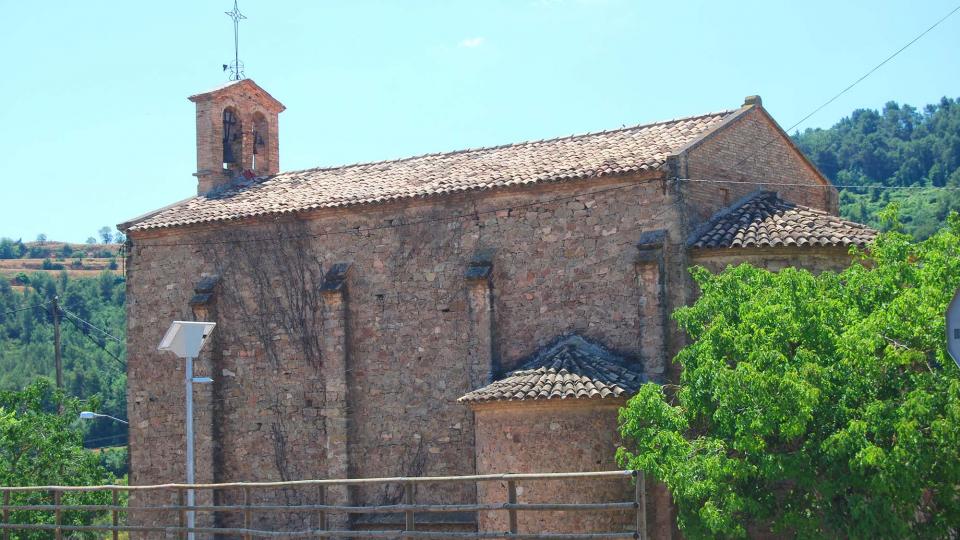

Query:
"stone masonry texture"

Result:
[[123, 93, 864, 538]]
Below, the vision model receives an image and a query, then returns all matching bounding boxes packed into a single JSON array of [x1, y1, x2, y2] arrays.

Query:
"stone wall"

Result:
[[679, 105, 837, 230], [471, 400, 639, 536], [126, 172, 670, 533], [690, 246, 858, 275], [124, 102, 855, 537]]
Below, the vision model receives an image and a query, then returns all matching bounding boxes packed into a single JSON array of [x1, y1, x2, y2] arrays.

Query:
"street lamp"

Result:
[[157, 321, 216, 540], [79, 411, 129, 425]]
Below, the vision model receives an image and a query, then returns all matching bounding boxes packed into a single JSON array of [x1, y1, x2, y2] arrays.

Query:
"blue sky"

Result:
[[1, 0, 957, 242]]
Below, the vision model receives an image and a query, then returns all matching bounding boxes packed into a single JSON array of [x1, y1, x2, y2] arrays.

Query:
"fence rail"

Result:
[[0, 470, 646, 539]]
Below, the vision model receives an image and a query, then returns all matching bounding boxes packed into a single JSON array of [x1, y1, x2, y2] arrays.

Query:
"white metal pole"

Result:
[[185, 355, 196, 540]]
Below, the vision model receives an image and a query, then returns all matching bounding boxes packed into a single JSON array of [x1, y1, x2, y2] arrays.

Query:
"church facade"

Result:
[[120, 79, 875, 537]]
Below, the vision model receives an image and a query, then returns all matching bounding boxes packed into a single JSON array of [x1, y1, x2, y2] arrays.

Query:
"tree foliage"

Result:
[[794, 97, 960, 239], [0, 379, 117, 538], [0, 271, 127, 458], [618, 215, 960, 538]]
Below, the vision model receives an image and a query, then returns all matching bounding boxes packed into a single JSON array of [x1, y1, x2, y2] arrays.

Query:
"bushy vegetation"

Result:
[[0, 226, 124, 260], [618, 212, 960, 538], [0, 271, 127, 462], [794, 97, 960, 239], [1, 380, 120, 538]]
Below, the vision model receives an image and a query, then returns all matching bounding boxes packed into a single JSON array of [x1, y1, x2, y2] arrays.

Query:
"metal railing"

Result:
[[0, 470, 646, 539]]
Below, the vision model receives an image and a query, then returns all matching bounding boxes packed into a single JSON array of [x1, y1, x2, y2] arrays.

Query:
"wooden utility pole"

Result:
[[52, 295, 62, 390]]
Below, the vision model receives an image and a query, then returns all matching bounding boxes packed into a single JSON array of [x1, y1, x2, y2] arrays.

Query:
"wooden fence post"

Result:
[[404, 481, 415, 532], [243, 486, 252, 540], [507, 480, 518, 534], [177, 488, 186, 540], [112, 488, 119, 540], [317, 485, 327, 538], [635, 470, 646, 540], [52, 490, 62, 540], [2, 491, 10, 540]]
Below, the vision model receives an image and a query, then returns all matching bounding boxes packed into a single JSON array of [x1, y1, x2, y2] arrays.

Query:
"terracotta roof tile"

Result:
[[124, 110, 737, 231], [458, 334, 649, 404], [689, 191, 877, 249]]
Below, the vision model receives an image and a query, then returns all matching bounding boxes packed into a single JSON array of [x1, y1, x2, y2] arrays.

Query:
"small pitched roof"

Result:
[[187, 79, 286, 113], [123, 108, 740, 231], [458, 335, 648, 404], [689, 191, 877, 250]]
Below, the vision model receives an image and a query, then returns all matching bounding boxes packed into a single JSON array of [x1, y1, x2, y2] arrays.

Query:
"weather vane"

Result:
[[223, 0, 246, 81]]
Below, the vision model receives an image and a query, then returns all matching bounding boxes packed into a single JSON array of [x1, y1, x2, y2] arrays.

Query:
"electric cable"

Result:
[[83, 432, 129, 447], [133, 178, 664, 248], [62, 312, 126, 368], [679, 178, 960, 191], [0, 301, 50, 318], [59, 307, 123, 343], [129, 174, 960, 252], [730, 2, 960, 172]]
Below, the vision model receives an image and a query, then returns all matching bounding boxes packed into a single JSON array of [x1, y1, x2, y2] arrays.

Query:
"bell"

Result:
[[223, 143, 237, 164]]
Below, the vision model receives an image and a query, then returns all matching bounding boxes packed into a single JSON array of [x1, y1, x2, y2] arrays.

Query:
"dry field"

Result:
[[1, 242, 123, 283]]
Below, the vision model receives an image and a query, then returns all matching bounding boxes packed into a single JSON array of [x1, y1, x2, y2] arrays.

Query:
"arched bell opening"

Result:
[[252, 112, 269, 176], [222, 107, 243, 174]]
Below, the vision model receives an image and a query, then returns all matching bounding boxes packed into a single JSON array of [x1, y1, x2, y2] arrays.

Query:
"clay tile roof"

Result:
[[123, 109, 737, 231], [458, 334, 649, 404], [689, 191, 877, 250]]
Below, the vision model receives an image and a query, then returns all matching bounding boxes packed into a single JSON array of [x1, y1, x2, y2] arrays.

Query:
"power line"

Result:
[[81, 202, 675, 417], [0, 302, 50, 318], [128, 173, 960, 252], [133, 178, 663, 249], [731, 2, 960, 172], [83, 432, 129, 447], [679, 178, 960, 191], [59, 307, 123, 344], [62, 313, 126, 368]]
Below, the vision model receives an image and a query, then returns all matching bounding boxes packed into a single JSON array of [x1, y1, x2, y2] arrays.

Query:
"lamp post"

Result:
[[158, 321, 216, 540], [79, 411, 129, 425]]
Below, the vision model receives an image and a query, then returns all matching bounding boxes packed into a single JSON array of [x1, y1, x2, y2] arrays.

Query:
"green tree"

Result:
[[97, 227, 112, 245], [0, 271, 127, 464], [618, 214, 960, 539], [0, 238, 24, 259], [794, 96, 960, 239], [0, 379, 115, 538]]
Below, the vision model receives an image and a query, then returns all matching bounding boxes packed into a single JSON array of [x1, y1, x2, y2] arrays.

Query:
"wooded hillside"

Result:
[[793, 96, 960, 238], [0, 270, 127, 461]]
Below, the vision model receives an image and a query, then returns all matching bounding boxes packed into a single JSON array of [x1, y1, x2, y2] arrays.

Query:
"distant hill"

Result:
[[0, 237, 127, 467], [793, 96, 960, 239], [0, 239, 123, 287]]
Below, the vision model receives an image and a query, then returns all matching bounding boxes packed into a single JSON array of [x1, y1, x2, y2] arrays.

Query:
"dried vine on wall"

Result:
[[208, 218, 326, 368], [205, 218, 327, 487]]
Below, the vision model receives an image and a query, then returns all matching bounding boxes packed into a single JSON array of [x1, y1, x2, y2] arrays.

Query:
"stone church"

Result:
[[120, 79, 875, 537]]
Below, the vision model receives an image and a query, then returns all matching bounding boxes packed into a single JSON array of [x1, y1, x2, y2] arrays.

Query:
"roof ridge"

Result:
[[274, 108, 739, 178], [688, 190, 878, 249], [458, 333, 653, 404]]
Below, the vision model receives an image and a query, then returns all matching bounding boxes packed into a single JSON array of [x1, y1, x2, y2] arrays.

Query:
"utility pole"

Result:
[[52, 295, 62, 390]]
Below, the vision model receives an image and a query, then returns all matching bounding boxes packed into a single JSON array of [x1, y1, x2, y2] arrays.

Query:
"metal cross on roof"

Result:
[[223, 0, 247, 81]]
